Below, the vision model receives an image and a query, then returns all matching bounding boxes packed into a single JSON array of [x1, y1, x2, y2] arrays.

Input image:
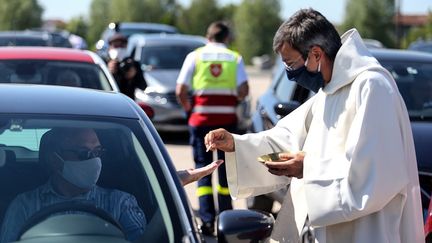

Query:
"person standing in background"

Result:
[[176, 21, 249, 236], [107, 33, 147, 100]]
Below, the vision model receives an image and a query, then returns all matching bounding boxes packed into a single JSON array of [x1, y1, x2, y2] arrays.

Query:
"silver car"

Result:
[[128, 33, 251, 133]]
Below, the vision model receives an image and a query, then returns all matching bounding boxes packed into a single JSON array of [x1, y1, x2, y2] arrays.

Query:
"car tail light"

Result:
[[137, 102, 154, 119]]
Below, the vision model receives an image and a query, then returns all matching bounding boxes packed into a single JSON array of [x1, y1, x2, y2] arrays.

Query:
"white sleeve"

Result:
[[225, 97, 315, 199], [305, 72, 412, 226], [236, 56, 248, 86], [176, 51, 196, 86]]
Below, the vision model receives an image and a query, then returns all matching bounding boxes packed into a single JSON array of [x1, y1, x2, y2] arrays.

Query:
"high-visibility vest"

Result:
[[190, 45, 239, 127]]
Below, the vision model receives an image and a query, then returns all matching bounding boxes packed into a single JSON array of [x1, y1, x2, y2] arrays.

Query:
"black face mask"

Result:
[[286, 62, 324, 93]]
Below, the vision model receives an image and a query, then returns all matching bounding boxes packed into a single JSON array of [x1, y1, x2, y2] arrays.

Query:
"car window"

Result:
[[0, 37, 48, 47], [380, 60, 432, 118], [0, 60, 112, 91], [140, 44, 203, 69], [0, 116, 174, 241], [273, 67, 297, 102]]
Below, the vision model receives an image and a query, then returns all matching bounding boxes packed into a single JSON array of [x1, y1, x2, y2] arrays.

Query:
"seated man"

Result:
[[0, 127, 222, 242], [55, 70, 82, 87]]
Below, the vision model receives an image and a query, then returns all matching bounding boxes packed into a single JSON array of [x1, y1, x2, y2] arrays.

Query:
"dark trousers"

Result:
[[189, 124, 236, 224]]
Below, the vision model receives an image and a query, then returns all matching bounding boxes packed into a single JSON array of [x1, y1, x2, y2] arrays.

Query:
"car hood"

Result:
[[411, 121, 432, 173], [144, 69, 180, 93]]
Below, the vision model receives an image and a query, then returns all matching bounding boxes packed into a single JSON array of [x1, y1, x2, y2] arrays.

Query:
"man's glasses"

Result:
[[283, 55, 303, 71], [60, 146, 106, 161]]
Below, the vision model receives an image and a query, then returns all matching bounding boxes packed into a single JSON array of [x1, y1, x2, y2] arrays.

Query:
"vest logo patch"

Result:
[[210, 64, 222, 77]]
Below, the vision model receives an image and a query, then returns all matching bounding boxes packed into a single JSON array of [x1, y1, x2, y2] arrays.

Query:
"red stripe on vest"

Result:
[[189, 113, 237, 127], [193, 95, 238, 106]]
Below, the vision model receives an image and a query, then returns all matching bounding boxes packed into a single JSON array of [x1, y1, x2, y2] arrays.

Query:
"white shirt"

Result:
[[176, 42, 248, 87], [224, 29, 424, 243]]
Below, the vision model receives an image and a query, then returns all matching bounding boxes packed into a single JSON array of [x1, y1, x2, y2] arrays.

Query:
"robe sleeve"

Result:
[[305, 71, 411, 226], [225, 96, 315, 199]]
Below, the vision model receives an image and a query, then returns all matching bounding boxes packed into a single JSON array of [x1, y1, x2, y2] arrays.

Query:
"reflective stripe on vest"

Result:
[[217, 185, 230, 196], [193, 89, 237, 96], [197, 186, 213, 197], [192, 106, 236, 114]]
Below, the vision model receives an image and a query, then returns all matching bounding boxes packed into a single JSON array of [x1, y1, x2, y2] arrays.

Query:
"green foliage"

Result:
[[340, 0, 395, 48], [233, 0, 282, 64], [176, 0, 222, 35], [87, 0, 112, 48], [0, 0, 42, 30], [86, 0, 175, 48], [66, 16, 88, 38], [402, 11, 432, 48]]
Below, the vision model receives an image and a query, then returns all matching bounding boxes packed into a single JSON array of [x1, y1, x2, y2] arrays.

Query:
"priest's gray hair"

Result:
[[273, 8, 341, 61]]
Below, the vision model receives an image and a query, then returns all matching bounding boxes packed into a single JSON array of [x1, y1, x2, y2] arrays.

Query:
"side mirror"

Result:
[[217, 209, 274, 243], [273, 101, 300, 119]]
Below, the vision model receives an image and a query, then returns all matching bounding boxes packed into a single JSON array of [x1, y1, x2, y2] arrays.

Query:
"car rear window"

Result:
[[0, 60, 112, 91], [140, 44, 203, 69]]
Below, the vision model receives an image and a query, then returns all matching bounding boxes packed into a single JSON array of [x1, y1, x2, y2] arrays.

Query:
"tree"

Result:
[[87, 0, 112, 48], [66, 16, 88, 39], [340, 0, 395, 48], [402, 11, 432, 48], [0, 0, 43, 30], [176, 0, 221, 35], [233, 0, 281, 64], [110, 0, 164, 22]]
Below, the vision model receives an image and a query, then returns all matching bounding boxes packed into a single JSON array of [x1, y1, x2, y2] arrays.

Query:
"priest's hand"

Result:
[[204, 128, 235, 152], [264, 151, 304, 178], [178, 160, 224, 186]]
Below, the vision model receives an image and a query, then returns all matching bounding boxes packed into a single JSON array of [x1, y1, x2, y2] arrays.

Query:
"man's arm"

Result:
[[237, 82, 249, 101], [176, 83, 192, 114]]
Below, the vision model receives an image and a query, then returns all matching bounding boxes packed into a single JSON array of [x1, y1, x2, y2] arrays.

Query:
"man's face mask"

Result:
[[285, 57, 324, 93], [55, 152, 102, 189], [108, 47, 128, 61]]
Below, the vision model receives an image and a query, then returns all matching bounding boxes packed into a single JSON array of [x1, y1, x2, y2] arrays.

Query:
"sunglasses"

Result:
[[60, 146, 106, 161]]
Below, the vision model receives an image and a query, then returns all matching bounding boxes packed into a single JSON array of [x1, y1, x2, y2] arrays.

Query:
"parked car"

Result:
[[0, 31, 51, 47], [0, 84, 274, 242], [408, 40, 432, 54], [0, 46, 118, 91], [249, 48, 432, 219], [95, 22, 178, 60], [128, 33, 251, 133], [25, 29, 73, 48]]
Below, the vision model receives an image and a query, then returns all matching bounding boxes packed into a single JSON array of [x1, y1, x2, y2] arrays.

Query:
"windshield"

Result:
[[0, 37, 48, 47], [381, 60, 432, 119], [0, 115, 173, 242], [120, 28, 176, 37], [0, 60, 112, 91], [140, 44, 202, 69]]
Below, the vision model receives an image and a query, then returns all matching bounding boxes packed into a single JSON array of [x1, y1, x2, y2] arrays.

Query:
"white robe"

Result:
[[225, 29, 424, 243]]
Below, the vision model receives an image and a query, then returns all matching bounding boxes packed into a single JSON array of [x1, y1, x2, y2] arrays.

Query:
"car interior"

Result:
[[0, 118, 164, 240], [0, 60, 107, 90]]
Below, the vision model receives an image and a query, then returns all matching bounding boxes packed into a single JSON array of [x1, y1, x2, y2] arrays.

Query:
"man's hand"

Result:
[[204, 129, 235, 152], [264, 151, 304, 178], [125, 66, 137, 80], [108, 59, 119, 74], [178, 160, 224, 186]]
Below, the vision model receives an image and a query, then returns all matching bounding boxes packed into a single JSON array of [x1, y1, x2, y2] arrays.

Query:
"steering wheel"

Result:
[[18, 201, 125, 239]]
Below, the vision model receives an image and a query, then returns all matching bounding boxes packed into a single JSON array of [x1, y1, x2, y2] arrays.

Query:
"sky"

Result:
[[39, 0, 432, 25]]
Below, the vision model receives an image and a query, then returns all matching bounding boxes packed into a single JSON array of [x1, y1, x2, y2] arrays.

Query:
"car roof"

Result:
[[128, 33, 207, 46], [112, 22, 178, 32], [0, 84, 139, 118], [0, 47, 94, 62], [370, 48, 432, 62]]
